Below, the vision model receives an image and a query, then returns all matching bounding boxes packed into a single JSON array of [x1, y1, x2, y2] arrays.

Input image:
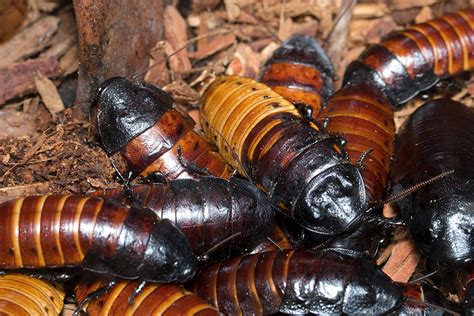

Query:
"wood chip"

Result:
[[382, 229, 421, 282], [0, 14, 60, 67], [225, 43, 262, 79], [353, 3, 388, 19], [34, 71, 64, 115], [144, 41, 170, 87], [41, 7, 76, 58], [59, 45, 78, 76], [190, 33, 236, 60], [0, 56, 62, 105], [390, 0, 437, 11], [415, 6, 433, 23], [0, 182, 50, 204], [278, 17, 293, 42], [164, 5, 191, 75], [0, 109, 36, 139], [224, 0, 240, 21]]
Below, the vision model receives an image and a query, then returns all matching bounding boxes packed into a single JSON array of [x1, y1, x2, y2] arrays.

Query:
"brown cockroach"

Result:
[[344, 8, 474, 108], [0, 195, 196, 283], [91, 176, 275, 260], [199, 75, 366, 239], [96, 77, 233, 181], [259, 34, 335, 119], [74, 276, 219, 316]]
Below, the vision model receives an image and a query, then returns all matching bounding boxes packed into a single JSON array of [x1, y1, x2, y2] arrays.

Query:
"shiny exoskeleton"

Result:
[[319, 83, 395, 203], [0, 195, 196, 283], [75, 277, 219, 316], [391, 99, 474, 267], [192, 249, 401, 315], [0, 274, 65, 316], [200, 76, 366, 238], [92, 177, 274, 260], [96, 77, 233, 180], [344, 9, 474, 107], [259, 34, 335, 118]]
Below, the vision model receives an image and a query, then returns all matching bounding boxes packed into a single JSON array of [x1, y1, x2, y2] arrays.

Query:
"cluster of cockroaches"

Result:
[[0, 7, 472, 316]]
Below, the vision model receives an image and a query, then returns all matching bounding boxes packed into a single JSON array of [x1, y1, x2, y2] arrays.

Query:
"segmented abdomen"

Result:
[[259, 34, 335, 118], [391, 99, 474, 267], [200, 76, 366, 235], [344, 9, 474, 106], [0, 274, 64, 316], [75, 278, 219, 316], [193, 250, 401, 315], [92, 177, 274, 259], [319, 83, 395, 203], [97, 77, 233, 180]]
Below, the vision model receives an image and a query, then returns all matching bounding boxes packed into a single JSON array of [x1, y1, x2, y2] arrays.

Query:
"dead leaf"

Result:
[[35, 71, 64, 115]]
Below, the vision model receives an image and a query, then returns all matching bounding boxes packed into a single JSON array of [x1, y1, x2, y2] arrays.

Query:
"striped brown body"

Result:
[[0, 195, 196, 283], [92, 177, 274, 260], [200, 76, 366, 237], [319, 83, 395, 203], [0, 274, 64, 316], [192, 249, 401, 315], [75, 278, 219, 316], [260, 34, 335, 118], [344, 9, 474, 107], [97, 77, 233, 180]]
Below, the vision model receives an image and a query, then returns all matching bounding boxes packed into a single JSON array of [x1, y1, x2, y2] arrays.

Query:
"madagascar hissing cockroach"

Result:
[[0, 195, 196, 283], [318, 83, 395, 203], [259, 34, 335, 118], [0, 273, 65, 316], [391, 99, 474, 267], [192, 249, 402, 314], [344, 8, 474, 107], [200, 75, 366, 238], [96, 76, 233, 180], [91, 176, 275, 260], [74, 276, 219, 316]]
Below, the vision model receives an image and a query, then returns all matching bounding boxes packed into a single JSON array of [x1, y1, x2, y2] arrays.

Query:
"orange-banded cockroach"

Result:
[[0, 195, 196, 283], [0, 273, 64, 316], [344, 9, 474, 108], [91, 176, 275, 260], [318, 82, 395, 203], [199, 75, 366, 238], [74, 276, 219, 316], [96, 77, 233, 181], [259, 34, 335, 119]]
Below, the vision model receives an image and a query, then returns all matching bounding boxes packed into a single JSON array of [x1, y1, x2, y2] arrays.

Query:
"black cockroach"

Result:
[[91, 176, 275, 260], [0, 273, 65, 316], [259, 34, 335, 119], [0, 195, 196, 283], [200, 75, 366, 239], [192, 249, 462, 315], [344, 8, 474, 108], [391, 99, 474, 267], [74, 276, 219, 316], [95, 76, 233, 181]]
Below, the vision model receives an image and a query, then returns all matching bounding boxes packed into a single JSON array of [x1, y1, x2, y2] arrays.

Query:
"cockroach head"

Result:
[[294, 163, 366, 236], [95, 77, 173, 155]]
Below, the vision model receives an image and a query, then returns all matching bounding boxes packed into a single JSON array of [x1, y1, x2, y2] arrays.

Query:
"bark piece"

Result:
[[382, 230, 421, 283], [0, 14, 59, 67], [0, 110, 36, 139], [164, 5, 191, 75], [0, 0, 28, 42], [73, 0, 165, 117], [0, 182, 50, 204], [0, 57, 62, 105]]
